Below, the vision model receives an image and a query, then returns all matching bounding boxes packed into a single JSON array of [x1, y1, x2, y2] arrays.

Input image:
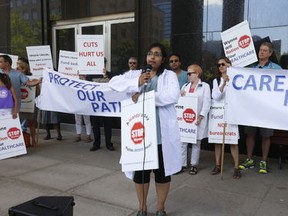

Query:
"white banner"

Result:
[[226, 67, 288, 130], [37, 69, 127, 117], [175, 96, 198, 143], [0, 115, 27, 160], [120, 91, 158, 172], [26, 45, 54, 77], [208, 101, 238, 144], [58, 50, 79, 77], [76, 35, 104, 75], [20, 86, 36, 113], [221, 20, 257, 67]]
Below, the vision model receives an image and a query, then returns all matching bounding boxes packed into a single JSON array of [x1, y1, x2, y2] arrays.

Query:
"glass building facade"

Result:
[[1, 0, 288, 153], [2, 0, 288, 72]]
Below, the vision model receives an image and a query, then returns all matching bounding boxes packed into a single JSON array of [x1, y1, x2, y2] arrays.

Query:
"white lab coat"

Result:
[[109, 69, 182, 176], [181, 80, 211, 140]]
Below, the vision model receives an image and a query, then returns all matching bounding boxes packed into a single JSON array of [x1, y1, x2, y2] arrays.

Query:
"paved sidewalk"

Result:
[[0, 127, 288, 216]]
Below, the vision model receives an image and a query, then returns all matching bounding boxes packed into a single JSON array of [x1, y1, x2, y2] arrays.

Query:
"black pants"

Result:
[[90, 116, 112, 147]]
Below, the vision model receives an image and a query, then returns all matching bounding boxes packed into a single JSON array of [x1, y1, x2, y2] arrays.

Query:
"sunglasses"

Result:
[[217, 63, 226, 67], [169, 60, 179, 63], [129, 62, 136, 65], [187, 72, 197, 76]]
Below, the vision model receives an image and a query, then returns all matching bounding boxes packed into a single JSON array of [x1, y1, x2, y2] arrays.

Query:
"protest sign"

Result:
[[58, 50, 79, 77], [0, 115, 27, 160], [175, 96, 198, 143], [26, 45, 54, 77], [120, 91, 158, 172], [36, 69, 127, 117], [76, 35, 104, 75], [208, 101, 238, 144], [221, 20, 257, 67], [226, 67, 288, 130], [20, 85, 36, 113]]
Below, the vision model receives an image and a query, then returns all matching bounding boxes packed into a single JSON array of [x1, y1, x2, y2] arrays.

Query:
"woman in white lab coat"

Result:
[[108, 43, 181, 216], [180, 64, 211, 175], [210, 57, 241, 179]]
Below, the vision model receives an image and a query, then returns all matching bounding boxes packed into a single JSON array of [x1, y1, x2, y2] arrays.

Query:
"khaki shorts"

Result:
[[244, 126, 274, 138]]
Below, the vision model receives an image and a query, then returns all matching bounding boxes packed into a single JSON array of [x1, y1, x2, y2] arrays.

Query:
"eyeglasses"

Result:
[[187, 72, 197, 76], [217, 63, 226, 67], [147, 51, 162, 57], [129, 62, 136, 65], [169, 59, 179, 63]]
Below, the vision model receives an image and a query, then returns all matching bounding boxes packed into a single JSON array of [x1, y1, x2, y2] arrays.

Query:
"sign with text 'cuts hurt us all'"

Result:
[[120, 91, 158, 172], [221, 20, 257, 67], [77, 34, 104, 75], [26, 45, 54, 77], [58, 50, 79, 77], [175, 95, 198, 143], [208, 101, 239, 144], [0, 115, 27, 160]]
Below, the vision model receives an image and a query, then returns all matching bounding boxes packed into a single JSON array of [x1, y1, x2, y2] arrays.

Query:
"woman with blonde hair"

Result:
[[180, 64, 211, 175]]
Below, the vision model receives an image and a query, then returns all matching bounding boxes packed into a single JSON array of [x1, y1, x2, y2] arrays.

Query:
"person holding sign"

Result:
[[210, 57, 241, 179], [0, 73, 18, 118], [0, 55, 41, 112], [180, 64, 211, 175], [109, 43, 181, 216], [240, 42, 281, 174]]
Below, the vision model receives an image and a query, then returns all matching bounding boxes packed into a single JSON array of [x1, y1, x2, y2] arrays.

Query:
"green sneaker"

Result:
[[239, 158, 255, 170], [259, 161, 268, 174]]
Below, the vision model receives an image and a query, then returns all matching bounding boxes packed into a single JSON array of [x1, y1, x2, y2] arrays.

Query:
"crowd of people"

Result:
[[0, 40, 284, 216]]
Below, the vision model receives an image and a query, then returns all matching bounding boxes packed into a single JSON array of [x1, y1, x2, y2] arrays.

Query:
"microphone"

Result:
[[142, 64, 152, 73], [142, 64, 152, 86]]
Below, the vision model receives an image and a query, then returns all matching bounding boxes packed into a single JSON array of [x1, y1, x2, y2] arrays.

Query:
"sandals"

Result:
[[210, 165, 221, 175], [189, 166, 198, 175], [233, 168, 241, 179]]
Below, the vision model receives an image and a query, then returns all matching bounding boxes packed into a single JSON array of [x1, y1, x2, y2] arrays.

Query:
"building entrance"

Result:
[[52, 12, 135, 73]]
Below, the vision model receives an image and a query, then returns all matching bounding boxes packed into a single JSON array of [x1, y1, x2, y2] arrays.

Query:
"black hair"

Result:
[[168, 53, 182, 62], [0, 73, 12, 89], [144, 42, 167, 76], [0, 55, 12, 66]]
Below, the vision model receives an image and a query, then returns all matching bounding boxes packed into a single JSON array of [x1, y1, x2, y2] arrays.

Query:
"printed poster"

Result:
[[76, 35, 104, 75], [0, 115, 27, 160], [175, 96, 198, 143], [120, 91, 158, 172], [221, 20, 257, 67], [26, 45, 54, 77], [58, 50, 79, 77], [208, 101, 238, 144]]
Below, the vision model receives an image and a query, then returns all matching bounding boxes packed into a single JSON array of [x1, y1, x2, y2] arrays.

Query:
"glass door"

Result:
[[52, 15, 135, 73]]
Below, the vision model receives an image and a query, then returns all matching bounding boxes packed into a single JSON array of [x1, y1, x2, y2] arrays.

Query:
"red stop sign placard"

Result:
[[131, 122, 145, 144], [183, 108, 196, 123], [7, 127, 21, 139], [21, 88, 29, 100], [238, 35, 251, 48]]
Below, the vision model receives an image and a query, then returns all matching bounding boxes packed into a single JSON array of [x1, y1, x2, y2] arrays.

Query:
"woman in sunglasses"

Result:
[[210, 57, 241, 179], [180, 64, 211, 175]]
